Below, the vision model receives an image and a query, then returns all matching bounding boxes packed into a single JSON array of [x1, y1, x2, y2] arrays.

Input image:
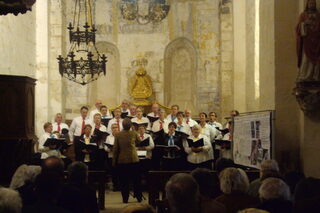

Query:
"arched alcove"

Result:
[[87, 41, 121, 108], [164, 37, 198, 112]]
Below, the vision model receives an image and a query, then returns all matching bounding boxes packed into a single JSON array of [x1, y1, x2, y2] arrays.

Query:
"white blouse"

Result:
[[183, 134, 213, 164]]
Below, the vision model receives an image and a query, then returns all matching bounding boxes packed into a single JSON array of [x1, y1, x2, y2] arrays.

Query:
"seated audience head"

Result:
[[239, 208, 269, 213], [259, 177, 290, 201], [294, 177, 320, 213], [168, 122, 177, 134], [100, 105, 108, 115], [219, 168, 249, 194], [43, 122, 53, 133], [121, 203, 156, 213], [121, 99, 130, 110], [67, 161, 88, 185], [260, 159, 280, 179], [191, 168, 220, 198], [54, 113, 63, 123], [10, 164, 41, 190], [41, 156, 65, 177], [209, 112, 218, 122], [95, 99, 102, 109], [0, 187, 22, 213], [284, 171, 305, 195], [191, 125, 201, 137], [170, 105, 179, 116], [165, 173, 199, 213], [35, 171, 63, 202], [80, 106, 89, 119], [215, 158, 235, 174], [123, 118, 132, 130]]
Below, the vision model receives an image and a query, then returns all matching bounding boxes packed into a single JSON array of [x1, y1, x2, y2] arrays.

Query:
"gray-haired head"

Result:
[[260, 160, 279, 177], [67, 161, 88, 185], [219, 168, 249, 194], [259, 177, 290, 201], [165, 173, 199, 213], [10, 164, 41, 189], [0, 187, 22, 213]]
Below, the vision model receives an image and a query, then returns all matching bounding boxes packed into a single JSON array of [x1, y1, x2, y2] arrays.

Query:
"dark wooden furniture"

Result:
[[147, 170, 260, 208], [0, 75, 36, 185], [63, 170, 107, 210]]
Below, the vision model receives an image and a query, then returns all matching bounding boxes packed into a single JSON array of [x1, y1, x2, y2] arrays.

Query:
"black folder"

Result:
[[132, 122, 149, 130], [79, 137, 98, 151], [215, 127, 230, 135], [147, 116, 159, 123], [44, 138, 70, 149], [215, 140, 231, 149], [152, 128, 165, 137], [121, 111, 129, 119], [101, 118, 112, 127], [137, 137, 150, 147], [175, 130, 190, 138], [186, 138, 204, 148], [93, 128, 109, 140]]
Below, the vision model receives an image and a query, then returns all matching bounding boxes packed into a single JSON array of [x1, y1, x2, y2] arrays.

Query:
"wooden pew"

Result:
[[147, 170, 260, 208], [64, 170, 108, 210]]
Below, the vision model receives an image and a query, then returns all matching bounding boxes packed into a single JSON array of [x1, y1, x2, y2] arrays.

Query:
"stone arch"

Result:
[[87, 41, 121, 108], [164, 37, 198, 112]]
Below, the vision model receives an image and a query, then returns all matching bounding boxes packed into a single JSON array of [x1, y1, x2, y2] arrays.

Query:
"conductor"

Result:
[[112, 118, 142, 203]]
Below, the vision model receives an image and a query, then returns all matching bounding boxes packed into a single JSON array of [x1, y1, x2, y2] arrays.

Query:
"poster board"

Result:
[[232, 110, 274, 169]]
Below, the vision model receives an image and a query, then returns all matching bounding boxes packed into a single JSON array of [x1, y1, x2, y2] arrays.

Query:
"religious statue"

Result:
[[129, 57, 153, 105], [296, 0, 320, 82]]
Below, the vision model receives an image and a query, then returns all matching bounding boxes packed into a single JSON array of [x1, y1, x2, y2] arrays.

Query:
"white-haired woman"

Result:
[[10, 164, 41, 206], [215, 168, 259, 213], [183, 125, 213, 170]]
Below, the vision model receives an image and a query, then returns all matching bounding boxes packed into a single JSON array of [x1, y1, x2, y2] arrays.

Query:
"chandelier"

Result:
[[120, 0, 170, 25], [57, 0, 107, 85]]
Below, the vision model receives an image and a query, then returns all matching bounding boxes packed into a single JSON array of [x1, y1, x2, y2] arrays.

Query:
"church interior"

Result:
[[1, 0, 320, 212]]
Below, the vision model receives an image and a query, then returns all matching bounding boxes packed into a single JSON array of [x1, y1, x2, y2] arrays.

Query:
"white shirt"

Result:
[[183, 134, 213, 164], [199, 123, 218, 142], [151, 119, 169, 134], [208, 121, 223, 139], [166, 114, 178, 123], [185, 117, 198, 127], [137, 133, 155, 159], [69, 116, 92, 141], [107, 118, 123, 134], [176, 121, 192, 136], [52, 122, 69, 134], [105, 134, 115, 158]]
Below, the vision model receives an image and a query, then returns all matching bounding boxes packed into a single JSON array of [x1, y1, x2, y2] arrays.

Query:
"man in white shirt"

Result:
[[38, 122, 60, 159], [208, 112, 223, 140], [89, 99, 103, 121], [147, 103, 160, 118], [184, 109, 198, 127], [107, 108, 123, 134], [69, 106, 91, 161], [128, 104, 137, 117], [166, 104, 179, 123], [120, 99, 130, 114], [52, 113, 69, 134], [152, 109, 170, 134]]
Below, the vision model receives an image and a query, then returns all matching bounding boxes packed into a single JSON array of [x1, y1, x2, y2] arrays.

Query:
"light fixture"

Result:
[[57, 0, 107, 85], [120, 0, 170, 25]]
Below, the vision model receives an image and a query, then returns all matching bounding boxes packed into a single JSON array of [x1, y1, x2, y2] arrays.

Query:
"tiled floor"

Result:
[[100, 191, 149, 213]]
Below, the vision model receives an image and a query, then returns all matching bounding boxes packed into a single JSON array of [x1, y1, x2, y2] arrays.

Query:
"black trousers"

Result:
[[117, 162, 142, 202], [73, 136, 82, 161]]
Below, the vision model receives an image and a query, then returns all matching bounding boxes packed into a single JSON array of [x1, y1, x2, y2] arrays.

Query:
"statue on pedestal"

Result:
[[129, 57, 153, 106]]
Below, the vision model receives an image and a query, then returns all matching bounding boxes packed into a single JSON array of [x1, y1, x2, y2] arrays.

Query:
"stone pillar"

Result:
[[274, 0, 301, 171]]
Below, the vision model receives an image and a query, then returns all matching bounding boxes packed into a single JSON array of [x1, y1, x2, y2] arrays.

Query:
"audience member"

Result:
[[165, 173, 200, 213], [257, 177, 292, 213], [248, 160, 281, 198], [215, 168, 259, 213], [0, 187, 22, 213], [191, 168, 226, 213], [41, 156, 65, 177], [283, 171, 305, 199], [10, 164, 41, 206], [215, 158, 235, 174], [239, 208, 269, 213], [58, 162, 99, 213], [121, 203, 156, 213], [293, 177, 320, 213]]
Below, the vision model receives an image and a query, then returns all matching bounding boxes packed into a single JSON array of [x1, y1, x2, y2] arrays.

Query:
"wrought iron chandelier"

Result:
[[57, 0, 107, 85], [120, 0, 170, 25]]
